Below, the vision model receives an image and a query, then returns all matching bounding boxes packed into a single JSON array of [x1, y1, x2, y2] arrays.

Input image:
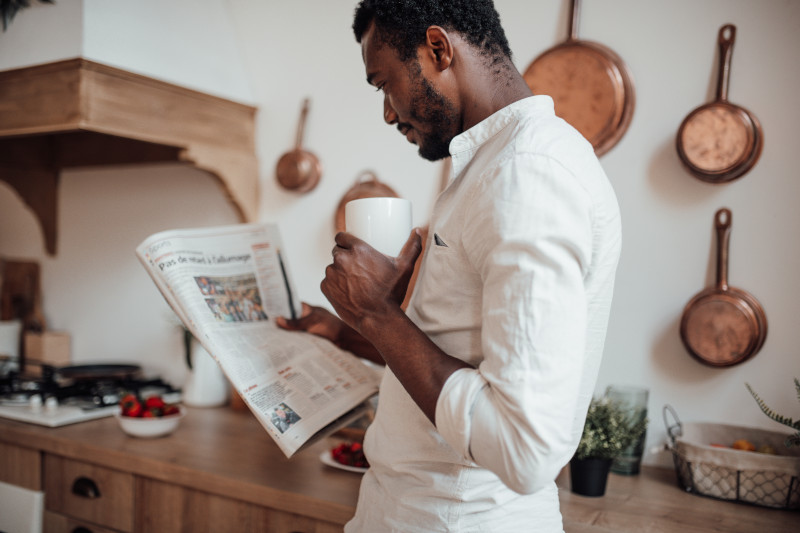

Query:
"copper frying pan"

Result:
[[522, 0, 635, 156], [676, 25, 763, 183], [679, 208, 767, 367]]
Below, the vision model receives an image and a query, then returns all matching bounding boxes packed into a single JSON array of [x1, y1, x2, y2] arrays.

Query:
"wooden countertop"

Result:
[[1, 408, 796, 531], [556, 466, 797, 532], [0, 406, 362, 526]]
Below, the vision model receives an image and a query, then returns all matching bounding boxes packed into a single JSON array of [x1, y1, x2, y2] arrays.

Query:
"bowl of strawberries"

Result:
[[115, 393, 184, 438]]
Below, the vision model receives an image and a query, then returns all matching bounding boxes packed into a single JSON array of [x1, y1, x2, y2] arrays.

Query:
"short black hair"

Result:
[[353, 0, 512, 63]]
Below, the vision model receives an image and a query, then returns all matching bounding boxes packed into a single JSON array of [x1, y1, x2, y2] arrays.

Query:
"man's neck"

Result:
[[459, 58, 533, 131]]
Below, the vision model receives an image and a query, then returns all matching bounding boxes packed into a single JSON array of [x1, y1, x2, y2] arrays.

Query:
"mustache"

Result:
[[397, 122, 413, 134]]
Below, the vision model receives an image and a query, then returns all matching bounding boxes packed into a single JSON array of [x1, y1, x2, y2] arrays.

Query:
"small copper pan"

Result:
[[680, 208, 767, 367], [276, 98, 322, 193], [676, 25, 763, 183]]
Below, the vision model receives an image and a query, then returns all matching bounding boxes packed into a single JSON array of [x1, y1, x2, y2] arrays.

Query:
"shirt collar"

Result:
[[447, 95, 554, 178]]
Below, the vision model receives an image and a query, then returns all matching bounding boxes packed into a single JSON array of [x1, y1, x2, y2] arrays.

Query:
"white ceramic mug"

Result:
[[345, 197, 412, 257]]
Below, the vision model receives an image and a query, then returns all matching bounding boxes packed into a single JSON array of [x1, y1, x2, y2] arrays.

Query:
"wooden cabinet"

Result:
[[0, 410, 356, 533], [36, 454, 342, 533], [136, 478, 341, 533], [0, 441, 41, 490], [44, 455, 134, 532]]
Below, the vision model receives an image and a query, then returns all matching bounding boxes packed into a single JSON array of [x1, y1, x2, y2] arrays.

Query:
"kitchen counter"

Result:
[[1, 408, 796, 532]]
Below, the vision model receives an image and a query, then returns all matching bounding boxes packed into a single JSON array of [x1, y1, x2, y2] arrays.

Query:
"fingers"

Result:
[[275, 302, 314, 331], [397, 228, 424, 269], [334, 231, 360, 249]]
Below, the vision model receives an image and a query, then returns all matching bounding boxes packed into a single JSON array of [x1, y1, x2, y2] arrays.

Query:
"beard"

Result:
[[405, 68, 459, 161]]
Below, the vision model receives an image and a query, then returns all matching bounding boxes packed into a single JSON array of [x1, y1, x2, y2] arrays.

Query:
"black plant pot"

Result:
[[569, 457, 613, 497]]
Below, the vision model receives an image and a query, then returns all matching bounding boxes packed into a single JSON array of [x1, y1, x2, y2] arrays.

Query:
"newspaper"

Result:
[[136, 223, 379, 458]]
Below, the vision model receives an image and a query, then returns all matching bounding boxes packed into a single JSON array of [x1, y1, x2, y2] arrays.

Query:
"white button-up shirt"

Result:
[[346, 95, 622, 533]]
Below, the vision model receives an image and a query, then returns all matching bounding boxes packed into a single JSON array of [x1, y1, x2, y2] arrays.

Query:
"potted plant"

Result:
[[746, 379, 800, 448], [2, 0, 54, 31], [570, 396, 648, 496]]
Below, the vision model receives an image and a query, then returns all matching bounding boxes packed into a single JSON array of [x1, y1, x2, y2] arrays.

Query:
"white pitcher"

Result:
[[182, 338, 229, 407]]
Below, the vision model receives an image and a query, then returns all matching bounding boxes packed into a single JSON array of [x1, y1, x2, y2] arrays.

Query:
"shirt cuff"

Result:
[[435, 366, 488, 461]]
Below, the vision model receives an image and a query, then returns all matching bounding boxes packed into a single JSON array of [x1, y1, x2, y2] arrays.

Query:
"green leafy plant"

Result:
[[746, 379, 800, 448], [575, 396, 648, 460], [1, 0, 55, 31]]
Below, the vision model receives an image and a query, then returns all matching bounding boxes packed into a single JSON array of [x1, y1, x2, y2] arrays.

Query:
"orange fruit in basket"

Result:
[[732, 439, 756, 451]]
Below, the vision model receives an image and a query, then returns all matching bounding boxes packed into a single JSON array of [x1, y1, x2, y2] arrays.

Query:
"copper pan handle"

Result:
[[714, 208, 732, 291], [716, 24, 736, 102], [568, 0, 581, 41], [295, 98, 310, 149]]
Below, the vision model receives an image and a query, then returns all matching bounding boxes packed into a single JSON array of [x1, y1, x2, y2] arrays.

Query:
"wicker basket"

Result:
[[664, 405, 800, 510]]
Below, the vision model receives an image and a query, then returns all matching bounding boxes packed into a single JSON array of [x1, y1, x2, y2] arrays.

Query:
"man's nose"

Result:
[[383, 95, 398, 125]]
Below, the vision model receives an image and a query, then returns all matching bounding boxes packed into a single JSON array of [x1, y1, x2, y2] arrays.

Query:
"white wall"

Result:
[[1, 0, 798, 467], [0, 0, 252, 103]]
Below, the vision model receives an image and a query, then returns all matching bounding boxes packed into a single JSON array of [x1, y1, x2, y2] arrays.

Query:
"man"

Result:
[[277, 1, 621, 530]]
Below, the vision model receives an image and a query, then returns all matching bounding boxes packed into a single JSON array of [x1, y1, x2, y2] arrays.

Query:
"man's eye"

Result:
[[375, 84, 384, 93]]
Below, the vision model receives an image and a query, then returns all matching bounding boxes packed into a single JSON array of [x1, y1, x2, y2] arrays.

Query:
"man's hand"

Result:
[[276, 303, 344, 345], [321, 229, 423, 334]]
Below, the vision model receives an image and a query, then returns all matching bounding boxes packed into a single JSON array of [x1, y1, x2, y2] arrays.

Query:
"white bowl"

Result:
[[114, 408, 185, 438]]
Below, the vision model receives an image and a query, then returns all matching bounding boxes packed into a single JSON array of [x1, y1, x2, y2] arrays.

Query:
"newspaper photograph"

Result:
[[136, 223, 380, 457]]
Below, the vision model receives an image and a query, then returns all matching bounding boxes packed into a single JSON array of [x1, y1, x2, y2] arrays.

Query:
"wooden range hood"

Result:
[[0, 58, 259, 254]]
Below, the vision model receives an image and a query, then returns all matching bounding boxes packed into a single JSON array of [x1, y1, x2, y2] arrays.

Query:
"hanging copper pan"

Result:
[[522, 0, 635, 156], [676, 25, 763, 183], [334, 171, 399, 233], [276, 98, 322, 193], [679, 208, 767, 367]]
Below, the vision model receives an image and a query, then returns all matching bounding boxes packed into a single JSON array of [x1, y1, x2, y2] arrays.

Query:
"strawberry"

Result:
[[120, 393, 143, 417], [145, 396, 166, 409], [162, 405, 180, 416]]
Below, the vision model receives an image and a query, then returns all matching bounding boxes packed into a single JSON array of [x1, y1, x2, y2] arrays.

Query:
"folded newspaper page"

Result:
[[136, 223, 379, 457]]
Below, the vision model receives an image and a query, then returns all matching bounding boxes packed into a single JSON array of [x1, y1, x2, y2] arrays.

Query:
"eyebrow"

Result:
[[366, 73, 376, 86]]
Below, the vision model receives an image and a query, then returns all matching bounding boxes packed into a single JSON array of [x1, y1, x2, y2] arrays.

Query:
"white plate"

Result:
[[319, 450, 368, 474]]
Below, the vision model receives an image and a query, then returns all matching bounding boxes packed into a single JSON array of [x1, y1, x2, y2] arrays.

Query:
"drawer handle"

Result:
[[71, 476, 101, 499]]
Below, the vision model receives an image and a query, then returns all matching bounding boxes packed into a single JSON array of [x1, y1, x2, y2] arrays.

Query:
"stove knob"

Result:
[[30, 394, 43, 413], [45, 396, 59, 412]]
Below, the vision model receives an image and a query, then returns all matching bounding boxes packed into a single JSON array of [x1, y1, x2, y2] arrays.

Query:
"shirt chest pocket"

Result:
[[415, 233, 482, 310]]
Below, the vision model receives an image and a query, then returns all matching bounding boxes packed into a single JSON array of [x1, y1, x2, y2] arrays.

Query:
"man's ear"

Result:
[[424, 26, 453, 70]]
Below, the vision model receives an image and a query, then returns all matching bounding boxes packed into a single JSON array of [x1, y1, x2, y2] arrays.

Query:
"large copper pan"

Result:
[[523, 0, 635, 156]]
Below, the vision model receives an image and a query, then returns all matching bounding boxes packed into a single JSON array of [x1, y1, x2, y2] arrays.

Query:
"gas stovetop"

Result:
[[0, 368, 180, 427]]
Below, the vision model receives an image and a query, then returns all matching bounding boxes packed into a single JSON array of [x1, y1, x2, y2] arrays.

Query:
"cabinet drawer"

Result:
[[137, 477, 343, 533], [44, 510, 121, 533], [44, 455, 134, 532]]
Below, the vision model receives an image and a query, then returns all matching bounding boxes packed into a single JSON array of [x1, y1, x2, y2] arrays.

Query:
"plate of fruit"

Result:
[[115, 393, 184, 438], [321, 441, 369, 473]]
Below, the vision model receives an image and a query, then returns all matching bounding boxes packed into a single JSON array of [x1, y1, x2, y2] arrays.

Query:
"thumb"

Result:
[[276, 302, 313, 330], [397, 228, 424, 271]]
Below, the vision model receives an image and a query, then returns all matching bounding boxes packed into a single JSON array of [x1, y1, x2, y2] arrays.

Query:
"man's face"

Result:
[[361, 24, 459, 161]]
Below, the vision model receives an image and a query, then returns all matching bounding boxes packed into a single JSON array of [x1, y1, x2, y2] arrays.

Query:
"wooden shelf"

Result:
[[0, 58, 259, 254]]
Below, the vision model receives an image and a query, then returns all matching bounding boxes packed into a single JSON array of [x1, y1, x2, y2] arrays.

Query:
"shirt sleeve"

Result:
[[435, 153, 594, 495]]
